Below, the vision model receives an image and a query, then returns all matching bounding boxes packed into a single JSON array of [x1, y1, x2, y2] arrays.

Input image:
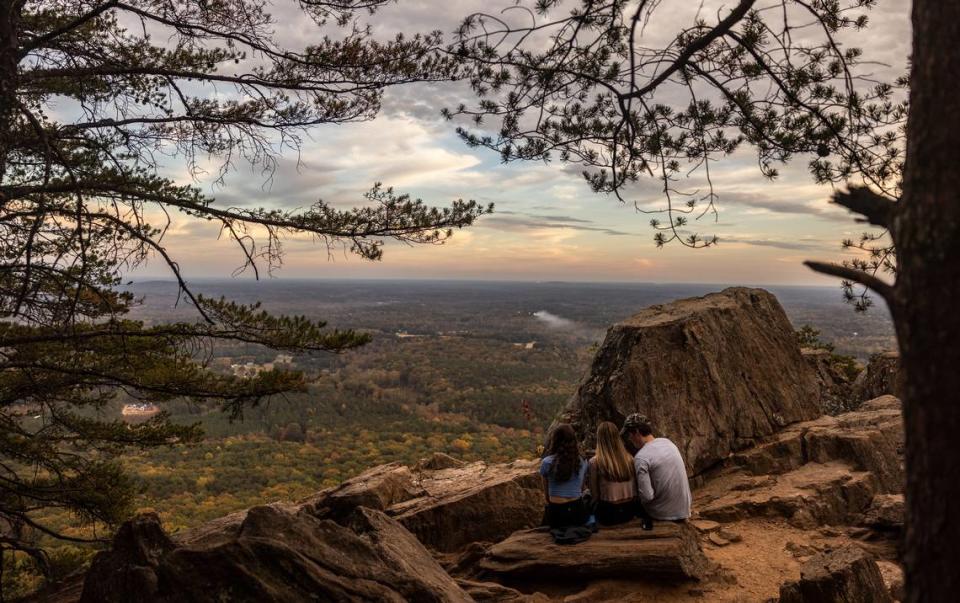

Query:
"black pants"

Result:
[[596, 499, 635, 526], [546, 498, 588, 529]]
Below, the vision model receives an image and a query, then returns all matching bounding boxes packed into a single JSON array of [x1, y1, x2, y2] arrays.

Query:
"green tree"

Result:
[[451, 1, 957, 599], [0, 0, 488, 585]]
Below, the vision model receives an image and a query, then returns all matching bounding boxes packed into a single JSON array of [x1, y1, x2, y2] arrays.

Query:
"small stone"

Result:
[[708, 532, 731, 547], [691, 519, 721, 533], [785, 541, 817, 558], [717, 529, 742, 543], [819, 527, 842, 537]]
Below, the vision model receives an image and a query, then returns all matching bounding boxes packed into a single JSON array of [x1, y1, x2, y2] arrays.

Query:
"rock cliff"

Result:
[[556, 287, 821, 475]]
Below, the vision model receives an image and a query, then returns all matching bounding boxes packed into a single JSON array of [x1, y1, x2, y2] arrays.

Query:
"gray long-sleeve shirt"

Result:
[[634, 438, 693, 521]]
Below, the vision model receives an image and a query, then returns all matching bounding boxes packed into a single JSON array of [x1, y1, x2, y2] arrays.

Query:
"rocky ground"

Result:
[[30, 287, 904, 602]]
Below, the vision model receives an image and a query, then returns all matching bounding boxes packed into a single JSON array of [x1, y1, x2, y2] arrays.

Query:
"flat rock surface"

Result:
[[556, 287, 821, 475], [477, 520, 710, 584], [697, 462, 878, 528]]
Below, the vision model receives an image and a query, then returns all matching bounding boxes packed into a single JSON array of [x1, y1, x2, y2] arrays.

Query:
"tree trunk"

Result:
[[894, 1, 960, 601], [0, 1, 20, 185]]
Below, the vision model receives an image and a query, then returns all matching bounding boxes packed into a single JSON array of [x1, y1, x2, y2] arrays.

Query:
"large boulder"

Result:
[[476, 520, 710, 585], [557, 287, 821, 475], [305, 458, 542, 553], [778, 545, 893, 602], [303, 462, 427, 521], [390, 459, 542, 553], [80, 506, 471, 603]]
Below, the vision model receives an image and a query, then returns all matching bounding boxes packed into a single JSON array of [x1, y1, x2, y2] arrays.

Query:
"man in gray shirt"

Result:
[[621, 413, 692, 521]]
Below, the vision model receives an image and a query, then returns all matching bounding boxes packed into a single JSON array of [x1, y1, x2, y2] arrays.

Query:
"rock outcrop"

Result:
[[81, 505, 470, 603], [802, 348, 860, 415], [305, 458, 542, 553], [696, 396, 904, 527], [862, 494, 905, 532], [778, 545, 893, 603], [476, 520, 710, 585], [853, 352, 901, 404], [558, 287, 821, 475], [389, 460, 542, 552]]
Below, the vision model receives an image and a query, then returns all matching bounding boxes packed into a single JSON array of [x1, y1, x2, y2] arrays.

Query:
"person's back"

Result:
[[633, 437, 692, 521], [588, 421, 638, 526], [541, 453, 589, 499], [539, 424, 590, 529]]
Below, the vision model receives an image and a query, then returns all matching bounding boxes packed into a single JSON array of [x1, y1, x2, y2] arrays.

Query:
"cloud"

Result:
[[479, 214, 636, 237], [722, 237, 824, 251]]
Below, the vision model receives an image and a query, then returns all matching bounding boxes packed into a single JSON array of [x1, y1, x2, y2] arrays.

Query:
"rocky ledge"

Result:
[[59, 395, 904, 603]]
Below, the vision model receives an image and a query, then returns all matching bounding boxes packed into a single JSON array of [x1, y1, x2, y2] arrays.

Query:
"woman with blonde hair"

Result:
[[588, 421, 639, 526]]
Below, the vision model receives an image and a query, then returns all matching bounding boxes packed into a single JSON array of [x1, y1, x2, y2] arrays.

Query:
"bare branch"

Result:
[[804, 260, 895, 303]]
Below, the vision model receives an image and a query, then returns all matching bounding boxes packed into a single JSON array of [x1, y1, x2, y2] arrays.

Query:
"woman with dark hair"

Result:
[[539, 423, 589, 528], [588, 421, 638, 526]]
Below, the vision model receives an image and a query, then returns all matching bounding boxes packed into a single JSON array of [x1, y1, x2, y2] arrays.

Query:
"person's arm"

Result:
[[539, 458, 551, 504], [588, 459, 599, 501], [635, 455, 655, 504]]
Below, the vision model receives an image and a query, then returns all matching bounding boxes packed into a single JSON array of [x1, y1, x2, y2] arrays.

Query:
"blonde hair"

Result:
[[594, 421, 635, 482]]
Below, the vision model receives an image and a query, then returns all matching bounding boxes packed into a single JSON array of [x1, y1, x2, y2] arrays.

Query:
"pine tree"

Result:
[[0, 0, 488, 579]]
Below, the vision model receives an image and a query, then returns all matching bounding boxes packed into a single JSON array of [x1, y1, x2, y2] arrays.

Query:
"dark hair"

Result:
[[545, 423, 581, 482], [623, 422, 653, 437]]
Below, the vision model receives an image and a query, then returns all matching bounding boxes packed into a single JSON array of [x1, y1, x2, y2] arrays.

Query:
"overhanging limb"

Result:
[[832, 187, 897, 229], [804, 260, 895, 305]]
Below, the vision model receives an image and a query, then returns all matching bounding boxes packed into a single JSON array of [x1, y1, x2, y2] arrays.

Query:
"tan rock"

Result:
[[477, 520, 710, 584], [415, 452, 467, 471], [708, 532, 731, 547], [876, 560, 905, 601], [697, 462, 878, 528], [81, 507, 471, 603], [390, 459, 542, 553], [303, 462, 427, 521], [691, 519, 721, 533], [862, 494, 905, 531], [778, 545, 893, 603]]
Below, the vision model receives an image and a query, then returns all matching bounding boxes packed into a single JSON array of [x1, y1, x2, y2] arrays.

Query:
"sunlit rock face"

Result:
[[557, 287, 822, 475]]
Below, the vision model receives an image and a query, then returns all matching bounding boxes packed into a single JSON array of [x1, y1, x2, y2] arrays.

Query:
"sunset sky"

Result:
[[140, 0, 911, 286]]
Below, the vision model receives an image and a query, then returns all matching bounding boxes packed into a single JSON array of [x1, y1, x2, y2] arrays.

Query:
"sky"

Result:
[[139, 0, 912, 286]]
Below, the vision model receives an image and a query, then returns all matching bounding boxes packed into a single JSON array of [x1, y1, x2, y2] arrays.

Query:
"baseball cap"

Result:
[[620, 413, 651, 435]]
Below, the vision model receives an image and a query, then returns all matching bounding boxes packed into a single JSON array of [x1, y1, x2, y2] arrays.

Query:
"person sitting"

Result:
[[621, 413, 693, 522], [588, 421, 639, 526], [539, 423, 589, 529]]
